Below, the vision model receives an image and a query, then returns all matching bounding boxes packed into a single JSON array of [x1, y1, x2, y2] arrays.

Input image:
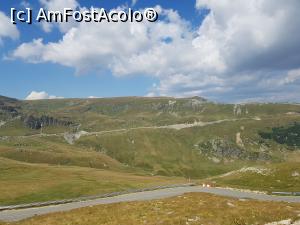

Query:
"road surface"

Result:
[[0, 186, 299, 222]]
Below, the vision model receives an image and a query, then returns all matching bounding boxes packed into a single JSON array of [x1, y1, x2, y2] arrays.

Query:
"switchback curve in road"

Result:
[[0, 186, 299, 222]]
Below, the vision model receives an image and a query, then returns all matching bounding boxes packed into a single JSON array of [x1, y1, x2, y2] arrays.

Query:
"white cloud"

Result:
[[131, 0, 138, 6], [279, 69, 300, 85], [0, 11, 19, 43], [20, 1, 31, 8], [25, 91, 64, 100], [39, 0, 79, 11], [88, 96, 102, 99], [40, 22, 53, 33], [11, 7, 199, 75], [10, 1, 300, 102], [195, 0, 300, 72], [145, 92, 156, 97], [11, 39, 46, 63], [39, 0, 79, 33]]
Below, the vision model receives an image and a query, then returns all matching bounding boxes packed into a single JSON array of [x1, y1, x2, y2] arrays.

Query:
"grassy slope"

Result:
[[0, 157, 184, 205], [76, 128, 247, 178], [1, 193, 299, 225], [0, 136, 125, 171], [212, 162, 300, 192], [76, 114, 300, 177], [1, 97, 300, 204]]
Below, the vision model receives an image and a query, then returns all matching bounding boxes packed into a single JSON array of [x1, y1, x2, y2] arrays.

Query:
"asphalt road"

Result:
[[1, 186, 299, 222]]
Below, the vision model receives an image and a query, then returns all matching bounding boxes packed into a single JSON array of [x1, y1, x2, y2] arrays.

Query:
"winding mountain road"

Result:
[[1, 118, 248, 141], [0, 186, 299, 222]]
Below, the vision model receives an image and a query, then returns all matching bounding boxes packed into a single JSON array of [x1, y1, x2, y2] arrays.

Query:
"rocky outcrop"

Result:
[[0, 120, 6, 127], [264, 219, 300, 225], [0, 96, 20, 118], [0, 105, 19, 116], [64, 131, 88, 144], [198, 138, 271, 161], [239, 167, 272, 176], [200, 139, 244, 159], [23, 115, 73, 130], [236, 132, 244, 147], [92, 97, 207, 115], [233, 104, 249, 116]]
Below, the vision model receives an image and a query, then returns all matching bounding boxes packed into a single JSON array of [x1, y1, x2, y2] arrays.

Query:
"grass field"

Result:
[[211, 162, 300, 193], [1, 192, 299, 225], [0, 157, 184, 206]]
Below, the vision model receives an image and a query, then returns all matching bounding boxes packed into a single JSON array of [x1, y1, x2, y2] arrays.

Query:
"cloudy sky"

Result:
[[0, 0, 300, 102]]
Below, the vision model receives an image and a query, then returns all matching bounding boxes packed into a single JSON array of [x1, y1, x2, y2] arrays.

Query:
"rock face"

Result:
[[64, 131, 88, 144], [233, 104, 249, 116], [236, 132, 244, 147], [200, 139, 244, 159], [239, 167, 272, 176], [199, 139, 271, 161], [0, 105, 19, 116], [92, 97, 207, 115], [292, 171, 300, 177], [0, 96, 20, 119], [0, 120, 6, 127], [264, 219, 300, 225], [23, 115, 73, 130]]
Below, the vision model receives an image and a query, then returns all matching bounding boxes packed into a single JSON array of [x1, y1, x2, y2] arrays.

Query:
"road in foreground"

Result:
[[0, 186, 299, 222]]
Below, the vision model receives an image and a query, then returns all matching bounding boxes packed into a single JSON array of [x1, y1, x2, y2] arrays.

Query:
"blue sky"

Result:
[[0, 0, 300, 102]]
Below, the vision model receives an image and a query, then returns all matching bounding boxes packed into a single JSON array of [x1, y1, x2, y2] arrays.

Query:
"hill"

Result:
[[0, 95, 299, 204]]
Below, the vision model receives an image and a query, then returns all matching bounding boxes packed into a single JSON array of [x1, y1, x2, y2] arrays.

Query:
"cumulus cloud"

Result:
[[10, 1, 300, 102], [11, 6, 193, 74], [0, 12, 19, 43], [11, 39, 46, 63], [195, 0, 300, 72], [25, 91, 63, 100], [39, 0, 79, 32]]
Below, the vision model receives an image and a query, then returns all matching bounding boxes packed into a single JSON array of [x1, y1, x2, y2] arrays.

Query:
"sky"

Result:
[[0, 0, 300, 103]]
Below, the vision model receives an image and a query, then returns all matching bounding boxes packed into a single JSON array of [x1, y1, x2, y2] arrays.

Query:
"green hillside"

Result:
[[0, 95, 300, 204]]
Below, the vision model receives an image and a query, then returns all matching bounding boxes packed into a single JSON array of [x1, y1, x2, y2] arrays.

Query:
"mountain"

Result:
[[0, 95, 299, 204]]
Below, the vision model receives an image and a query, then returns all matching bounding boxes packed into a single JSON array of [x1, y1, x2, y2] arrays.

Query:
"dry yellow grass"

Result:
[[3, 193, 300, 225], [0, 157, 184, 205]]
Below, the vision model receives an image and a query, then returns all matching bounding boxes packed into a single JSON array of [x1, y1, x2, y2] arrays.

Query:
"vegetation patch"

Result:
[[259, 122, 300, 148]]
